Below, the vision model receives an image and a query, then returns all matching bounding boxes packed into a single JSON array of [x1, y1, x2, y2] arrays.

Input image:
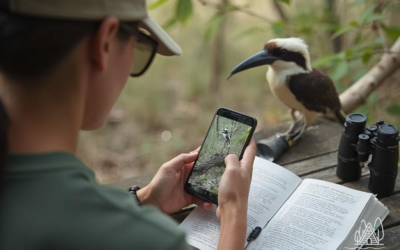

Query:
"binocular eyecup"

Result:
[[257, 135, 291, 162]]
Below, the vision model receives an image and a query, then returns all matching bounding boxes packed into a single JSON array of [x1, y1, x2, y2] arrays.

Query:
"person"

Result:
[[0, 0, 256, 249]]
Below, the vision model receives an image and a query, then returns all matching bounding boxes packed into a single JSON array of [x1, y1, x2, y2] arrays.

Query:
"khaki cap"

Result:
[[0, 0, 182, 56]]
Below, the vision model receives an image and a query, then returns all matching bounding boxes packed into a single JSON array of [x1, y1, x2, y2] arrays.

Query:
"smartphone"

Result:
[[185, 107, 257, 205]]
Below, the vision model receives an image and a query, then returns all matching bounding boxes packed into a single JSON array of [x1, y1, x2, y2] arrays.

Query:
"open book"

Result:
[[179, 157, 389, 250]]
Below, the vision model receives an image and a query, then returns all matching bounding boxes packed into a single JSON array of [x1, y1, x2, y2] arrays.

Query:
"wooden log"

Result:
[[339, 37, 400, 114], [192, 153, 226, 172]]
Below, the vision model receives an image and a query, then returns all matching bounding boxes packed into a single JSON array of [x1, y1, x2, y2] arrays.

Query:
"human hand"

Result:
[[216, 137, 256, 220], [137, 148, 213, 214]]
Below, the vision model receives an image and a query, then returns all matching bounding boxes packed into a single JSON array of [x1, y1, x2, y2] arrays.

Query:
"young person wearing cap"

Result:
[[0, 0, 256, 249]]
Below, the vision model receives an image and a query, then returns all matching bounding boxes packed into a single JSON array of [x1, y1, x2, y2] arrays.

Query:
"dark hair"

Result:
[[0, 11, 129, 183]]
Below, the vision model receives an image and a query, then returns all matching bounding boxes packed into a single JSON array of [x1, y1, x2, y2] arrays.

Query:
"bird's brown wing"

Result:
[[287, 68, 341, 113]]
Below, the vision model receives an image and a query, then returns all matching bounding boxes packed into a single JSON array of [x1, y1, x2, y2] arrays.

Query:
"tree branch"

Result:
[[271, 0, 287, 22], [340, 37, 400, 114]]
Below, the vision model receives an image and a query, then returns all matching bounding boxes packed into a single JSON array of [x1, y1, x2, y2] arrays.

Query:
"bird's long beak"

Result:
[[227, 50, 280, 80]]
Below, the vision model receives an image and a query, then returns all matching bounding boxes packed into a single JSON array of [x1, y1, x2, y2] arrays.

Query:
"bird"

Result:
[[227, 37, 345, 136], [222, 128, 230, 145]]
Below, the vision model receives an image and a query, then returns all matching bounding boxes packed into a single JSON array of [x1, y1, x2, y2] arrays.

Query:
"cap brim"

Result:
[[139, 17, 182, 56]]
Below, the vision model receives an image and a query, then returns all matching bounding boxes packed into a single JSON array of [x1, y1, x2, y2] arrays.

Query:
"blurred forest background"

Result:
[[77, 0, 400, 184]]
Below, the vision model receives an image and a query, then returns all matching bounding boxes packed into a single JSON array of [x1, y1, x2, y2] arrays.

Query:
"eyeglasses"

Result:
[[119, 22, 158, 77]]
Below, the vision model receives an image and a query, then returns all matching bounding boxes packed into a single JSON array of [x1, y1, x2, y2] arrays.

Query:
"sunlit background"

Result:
[[77, 0, 400, 184]]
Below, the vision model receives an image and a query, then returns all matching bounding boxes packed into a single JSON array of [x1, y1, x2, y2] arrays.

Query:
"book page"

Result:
[[179, 206, 254, 250], [247, 157, 302, 227], [248, 179, 372, 250], [179, 156, 302, 250]]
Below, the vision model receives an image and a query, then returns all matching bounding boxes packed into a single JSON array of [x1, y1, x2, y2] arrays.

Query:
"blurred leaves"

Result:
[[163, 17, 177, 29], [387, 103, 400, 117], [357, 4, 386, 25], [272, 20, 285, 35], [361, 49, 372, 64], [176, 0, 193, 24], [204, 13, 224, 42], [149, 0, 170, 10], [384, 26, 400, 41], [234, 27, 264, 40], [313, 53, 343, 68], [331, 21, 358, 39], [330, 59, 348, 82], [358, 4, 376, 24], [276, 0, 290, 5]]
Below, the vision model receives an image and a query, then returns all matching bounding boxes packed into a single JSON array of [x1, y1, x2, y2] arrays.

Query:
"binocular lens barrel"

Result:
[[337, 114, 367, 181], [369, 170, 397, 198], [337, 113, 399, 197]]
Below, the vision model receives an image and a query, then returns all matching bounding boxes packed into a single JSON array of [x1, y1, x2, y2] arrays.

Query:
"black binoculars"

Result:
[[337, 113, 400, 197]]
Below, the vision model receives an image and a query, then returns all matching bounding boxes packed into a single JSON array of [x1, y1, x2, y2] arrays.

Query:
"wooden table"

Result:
[[111, 119, 400, 249]]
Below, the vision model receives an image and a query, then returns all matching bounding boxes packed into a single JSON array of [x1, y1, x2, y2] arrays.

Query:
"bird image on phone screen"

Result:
[[188, 115, 253, 195]]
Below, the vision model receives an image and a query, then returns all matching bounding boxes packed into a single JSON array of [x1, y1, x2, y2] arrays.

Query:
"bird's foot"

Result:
[[293, 120, 307, 141], [280, 121, 296, 136]]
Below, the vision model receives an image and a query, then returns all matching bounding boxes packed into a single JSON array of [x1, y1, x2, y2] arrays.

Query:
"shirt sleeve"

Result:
[[168, 233, 192, 250]]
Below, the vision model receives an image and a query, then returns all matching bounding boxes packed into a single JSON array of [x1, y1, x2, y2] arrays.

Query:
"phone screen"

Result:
[[187, 113, 253, 200]]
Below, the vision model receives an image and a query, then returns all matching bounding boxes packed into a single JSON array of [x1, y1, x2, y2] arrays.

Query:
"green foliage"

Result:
[[162, 17, 177, 29], [331, 21, 358, 40], [204, 13, 224, 42], [386, 103, 400, 117], [149, 0, 170, 10], [234, 27, 264, 41], [357, 4, 386, 25], [276, 0, 290, 5], [176, 0, 193, 24], [361, 49, 372, 64], [199, 174, 207, 182], [272, 20, 285, 35], [384, 26, 400, 41]]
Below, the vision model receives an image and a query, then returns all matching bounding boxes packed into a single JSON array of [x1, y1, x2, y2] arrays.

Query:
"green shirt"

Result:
[[0, 152, 190, 250]]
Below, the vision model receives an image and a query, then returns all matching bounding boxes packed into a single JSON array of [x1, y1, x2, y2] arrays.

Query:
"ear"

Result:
[[89, 17, 120, 72]]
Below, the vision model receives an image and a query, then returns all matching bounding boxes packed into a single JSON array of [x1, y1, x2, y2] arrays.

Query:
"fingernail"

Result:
[[190, 151, 198, 155]]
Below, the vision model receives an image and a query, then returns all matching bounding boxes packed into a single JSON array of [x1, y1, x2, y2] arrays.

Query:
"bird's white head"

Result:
[[227, 37, 312, 79], [265, 38, 311, 72]]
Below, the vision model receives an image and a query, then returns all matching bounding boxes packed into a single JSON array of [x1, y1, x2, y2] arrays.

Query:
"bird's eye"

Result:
[[280, 49, 288, 57]]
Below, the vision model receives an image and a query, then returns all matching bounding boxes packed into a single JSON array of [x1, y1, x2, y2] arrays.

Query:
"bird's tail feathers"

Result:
[[335, 110, 346, 126]]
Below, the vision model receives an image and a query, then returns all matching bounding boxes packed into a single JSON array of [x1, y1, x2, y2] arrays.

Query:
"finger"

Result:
[[216, 207, 221, 220], [185, 162, 195, 169], [190, 146, 201, 154], [224, 154, 239, 169], [164, 152, 198, 170], [183, 163, 195, 180], [192, 197, 213, 210], [240, 137, 256, 170], [202, 202, 213, 210]]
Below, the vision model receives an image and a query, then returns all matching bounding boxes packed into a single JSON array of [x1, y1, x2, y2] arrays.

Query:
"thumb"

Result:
[[224, 154, 239, 169], [163, 152, 198, 170]]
